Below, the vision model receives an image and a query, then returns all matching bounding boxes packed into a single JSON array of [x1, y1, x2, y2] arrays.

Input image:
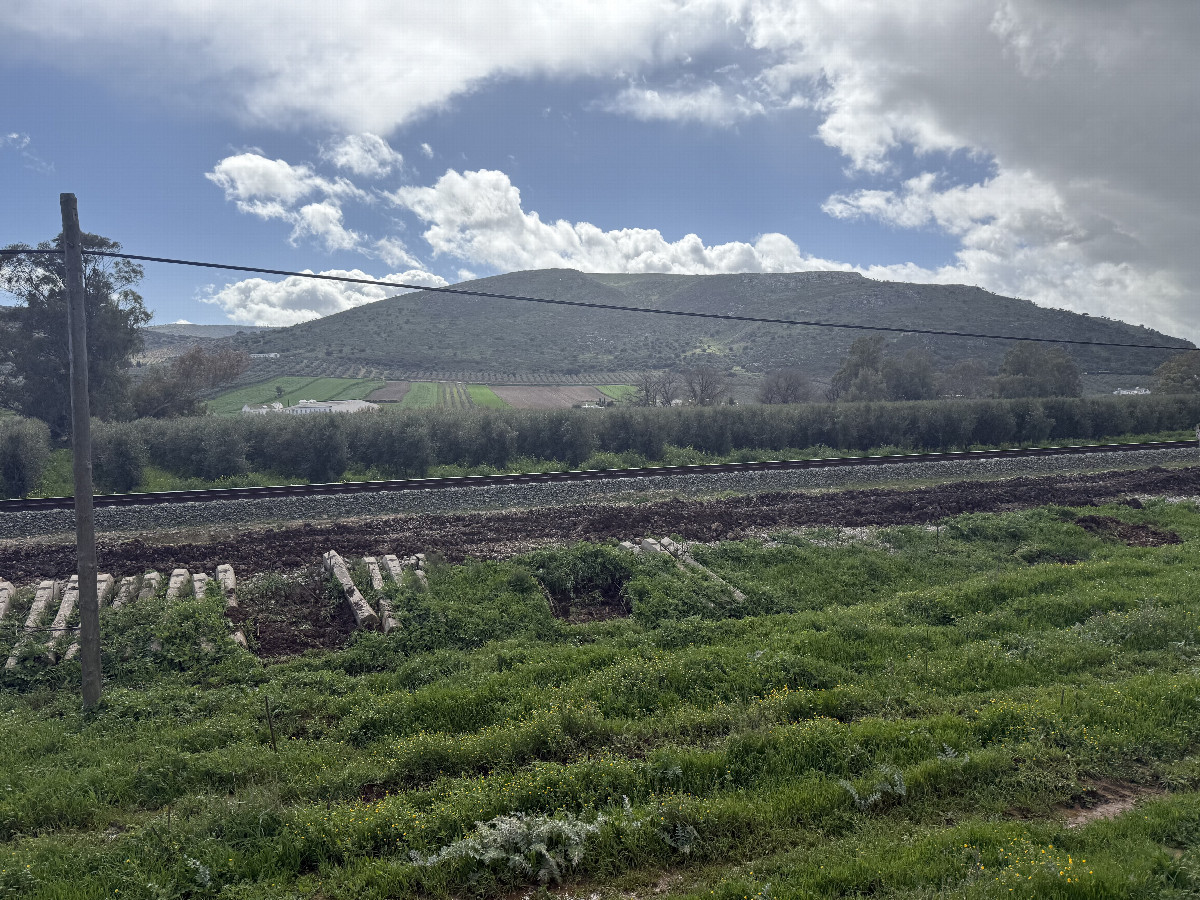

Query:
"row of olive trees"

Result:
[[73, 393, 1200, 494]]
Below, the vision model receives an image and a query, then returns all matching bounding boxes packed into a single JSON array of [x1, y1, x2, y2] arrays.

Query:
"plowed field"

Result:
[[490, 385, 610, 408]]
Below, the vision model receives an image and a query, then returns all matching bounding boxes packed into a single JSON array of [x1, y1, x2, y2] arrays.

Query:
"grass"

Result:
[[207, 377, 385, 415], [597, 384, 636, 401], [467, 384, 509, 408], [2, 501, 1200, 897], [398, 381, 439, 409]]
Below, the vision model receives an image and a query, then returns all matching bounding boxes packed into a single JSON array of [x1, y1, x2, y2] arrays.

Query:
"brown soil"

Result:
[[1073, 514, 1182, 546], [3, 464, 1198, 583], [235, 568, 358, 657], [365, 381, 411, 402], [1061, 779, 1162, 828]]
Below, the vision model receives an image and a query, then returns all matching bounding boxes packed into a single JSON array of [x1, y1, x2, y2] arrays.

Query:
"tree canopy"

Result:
[[829, 337, 937, 402], [0, 234, 150, 438], [994, 342, 1082, 398], [1154, 350, 1200, 394], [131, 345, 251, 418]]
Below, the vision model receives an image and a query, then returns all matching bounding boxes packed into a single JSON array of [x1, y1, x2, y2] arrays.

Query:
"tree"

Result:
[[0, 234, 150, 438], [994, 342, 1081, 398], [658, 371, 682, 406], [758, 368, 813, 404], [1154, 350, 1200, 393], [880, 349, 936, 401], [131, 345, 251, 418], [829, 336, 885, 400], [0, 416, 51, 498], [682, 366, 729, 406], [632, 372, 660, 407]]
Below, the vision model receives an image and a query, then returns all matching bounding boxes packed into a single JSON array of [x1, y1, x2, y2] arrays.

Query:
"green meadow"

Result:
[[2, 500, 1200, 897], [207, 377, 385, 416]]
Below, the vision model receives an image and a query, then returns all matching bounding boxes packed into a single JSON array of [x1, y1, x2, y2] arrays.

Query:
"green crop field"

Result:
[[467, 384, 509, 408], [207, 376, 385, 415], [398, 381, 439, 409], [598, 384, 636, 401], [437, 382, 473, 410], [3, 500, 1200, 897]]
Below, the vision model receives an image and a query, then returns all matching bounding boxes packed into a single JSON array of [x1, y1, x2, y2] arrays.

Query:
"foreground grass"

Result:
[[3, 501, 1200, 897], [207, 377, 386, 416]]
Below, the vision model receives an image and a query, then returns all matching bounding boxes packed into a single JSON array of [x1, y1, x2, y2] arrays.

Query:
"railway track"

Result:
[[1, 438, 1195, 513]]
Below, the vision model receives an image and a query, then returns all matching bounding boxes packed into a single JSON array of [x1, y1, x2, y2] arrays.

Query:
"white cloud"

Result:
[[322, 133, 403, 178], [0, 1, 739, 131], [420, 143, 433, 159], [200, 268, 449, 327], [735, 0, 1200, 337], [388, 168, 848, 275], [603, 83, 766, 127], [206, 152, 369, 253], [0, 131, 53, 173], [206, 153, 363, 210], [47, 0, 1195, 337]]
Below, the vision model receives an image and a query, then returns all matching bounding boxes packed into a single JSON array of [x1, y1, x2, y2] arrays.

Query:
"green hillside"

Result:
[[230, 269, 1191, 384]]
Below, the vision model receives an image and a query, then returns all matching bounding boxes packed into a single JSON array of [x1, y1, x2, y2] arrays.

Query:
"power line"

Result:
[[2, 246, 1192, 351]]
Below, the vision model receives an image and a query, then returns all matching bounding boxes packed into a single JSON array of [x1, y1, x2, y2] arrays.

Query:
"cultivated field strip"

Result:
[[0, 565, 247, 670], [2, 439, 1193, 513]]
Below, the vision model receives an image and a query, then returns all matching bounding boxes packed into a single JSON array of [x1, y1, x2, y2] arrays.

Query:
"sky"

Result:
[[1, 1, 1197, 341]]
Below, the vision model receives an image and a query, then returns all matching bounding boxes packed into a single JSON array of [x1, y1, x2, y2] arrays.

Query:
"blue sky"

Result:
[[2, 2, 1196, 340]]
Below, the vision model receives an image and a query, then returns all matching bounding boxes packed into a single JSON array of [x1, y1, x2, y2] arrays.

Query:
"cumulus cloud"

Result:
[[388, 168, 848, 275], [200, 268, 449, 327], [420, 143, 433, 159], [206, 152, 369, 253], [322, 133, 403, 178]]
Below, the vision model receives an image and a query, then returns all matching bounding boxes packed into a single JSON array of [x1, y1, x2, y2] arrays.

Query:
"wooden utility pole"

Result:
[[60, 193, 101, 707]]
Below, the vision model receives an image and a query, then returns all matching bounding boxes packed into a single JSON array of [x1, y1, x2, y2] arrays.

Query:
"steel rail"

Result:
[[0, 439, 1194, 514]]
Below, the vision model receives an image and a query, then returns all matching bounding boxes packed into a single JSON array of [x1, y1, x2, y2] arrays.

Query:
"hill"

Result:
[[228, 269, 1191, 385], [136, 323, 274, 365]]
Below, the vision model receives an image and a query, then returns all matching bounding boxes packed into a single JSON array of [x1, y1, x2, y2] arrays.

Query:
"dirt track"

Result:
[[3, 464, 1198, 582]]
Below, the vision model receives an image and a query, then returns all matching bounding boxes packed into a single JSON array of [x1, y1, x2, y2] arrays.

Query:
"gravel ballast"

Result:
[[1, 446, 1196, 541]]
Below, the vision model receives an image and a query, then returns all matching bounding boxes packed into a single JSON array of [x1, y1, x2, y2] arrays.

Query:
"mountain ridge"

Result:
[[226, 269, 1191, 385]]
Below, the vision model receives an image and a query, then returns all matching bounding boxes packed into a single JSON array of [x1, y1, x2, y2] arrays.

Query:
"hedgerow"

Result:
[[82, 393, 1200, 491]]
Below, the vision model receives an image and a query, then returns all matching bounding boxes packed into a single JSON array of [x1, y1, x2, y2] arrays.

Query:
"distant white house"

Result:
[[249, 352, 280, 359], [242, 399, 379, 415], [1112, 387, 1151, 395]]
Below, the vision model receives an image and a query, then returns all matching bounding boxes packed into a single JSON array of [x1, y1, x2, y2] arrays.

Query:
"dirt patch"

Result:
[[366, 381, 411, 402], [556, 596, 630, 624], [1074, 514, 1182, 547], [237, 569, 359, 658], [1062, 780, 1163, 828], [491, 385, 609, 409], [4, 464, 1200, 583]]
